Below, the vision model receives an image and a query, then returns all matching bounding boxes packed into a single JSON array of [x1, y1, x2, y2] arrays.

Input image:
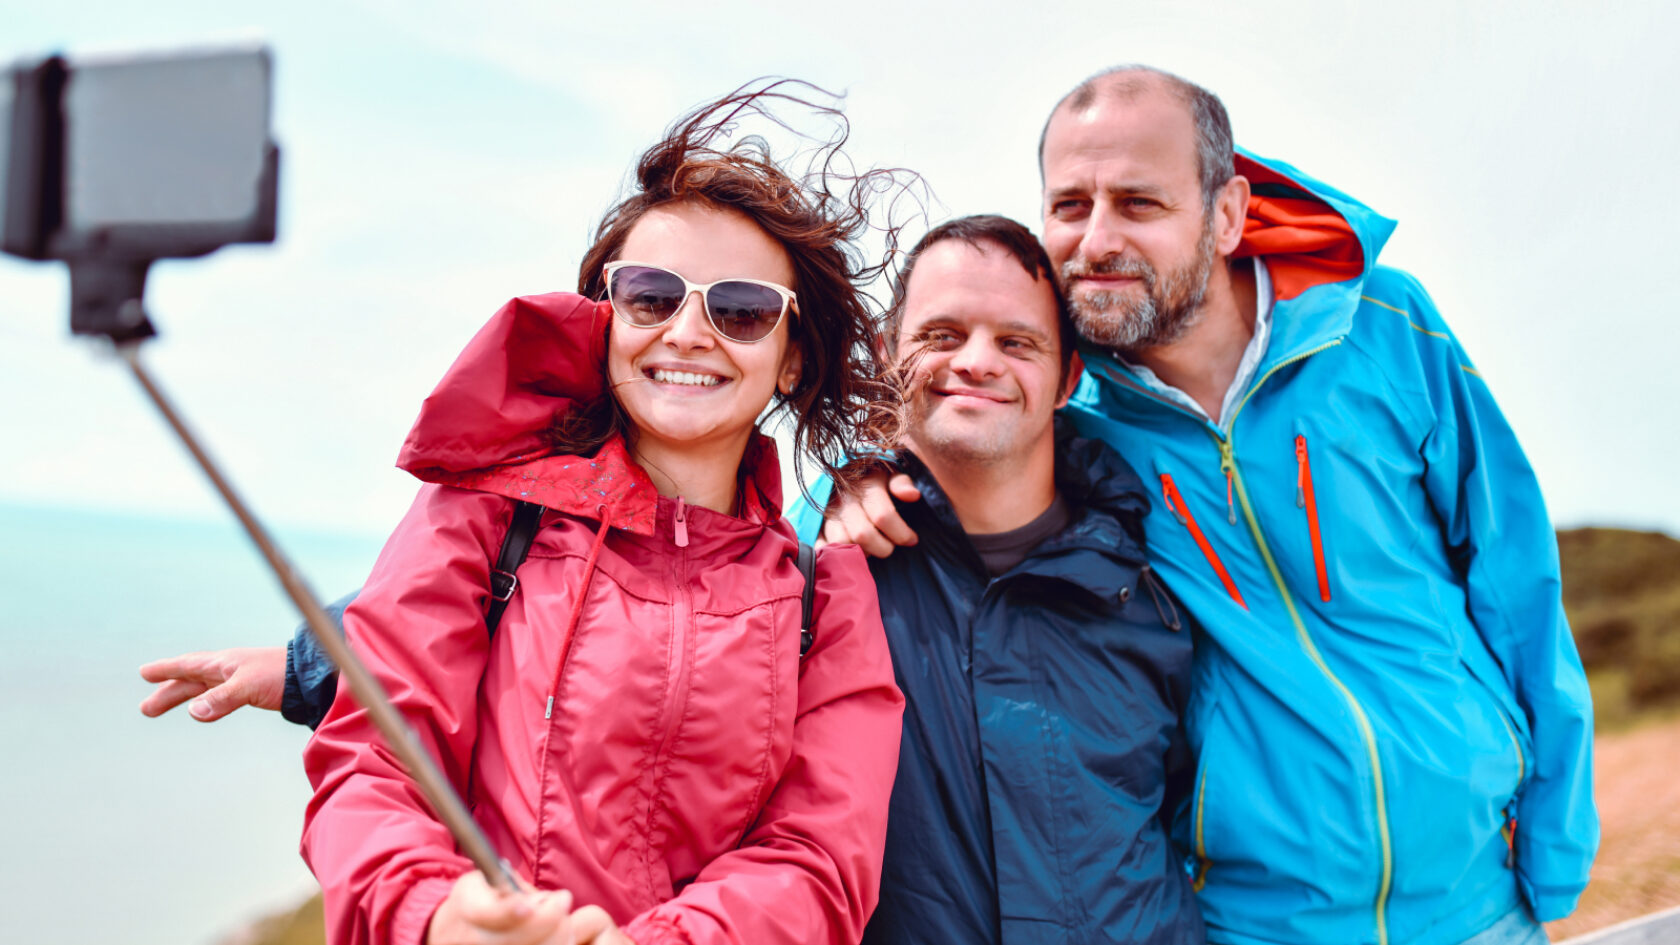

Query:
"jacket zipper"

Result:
[[1160, 473, 1247, 609], [1192, 758, 1212, 891], [1217, 340, 1394, 945], [1101, 344, 1391, 942], [1294, 435, 1331, 602], [1484, 679, 1526, 867], [641, 503, 697, 895], [1484, 682, 1526, 791]]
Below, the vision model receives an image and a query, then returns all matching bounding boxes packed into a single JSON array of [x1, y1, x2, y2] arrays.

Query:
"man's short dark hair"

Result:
[[1038, 65, 1235, 217], [886, 214, 1076, 377]]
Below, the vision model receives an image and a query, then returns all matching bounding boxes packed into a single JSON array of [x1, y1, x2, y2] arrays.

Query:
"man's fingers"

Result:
[[138, 653, 213, 684], [189, 678, 263, 722], [858, 477, 919, 551], [886, 472, 922, 503], [826, 503, 894, 558], [138, 678, 208, 717], [819, 467, 922, 558]]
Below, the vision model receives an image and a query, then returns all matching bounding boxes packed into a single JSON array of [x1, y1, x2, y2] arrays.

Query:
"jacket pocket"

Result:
[[1459, 657, 1530, 800], [1185, 711, 1231, 893], [1293, 435, 1331, 602], [1160, 473, 1247, 609], [1458, 656, 1530, 869]]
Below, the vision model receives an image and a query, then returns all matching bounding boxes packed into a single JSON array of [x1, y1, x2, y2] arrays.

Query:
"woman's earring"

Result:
[[777, 352, 804, 396]]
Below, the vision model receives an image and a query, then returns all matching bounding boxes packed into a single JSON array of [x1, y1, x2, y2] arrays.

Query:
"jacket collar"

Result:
[[894, 421, 1150, 599]]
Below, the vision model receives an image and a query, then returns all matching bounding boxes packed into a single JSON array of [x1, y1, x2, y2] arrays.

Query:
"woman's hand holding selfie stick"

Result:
[[427, 874, 637, 945]]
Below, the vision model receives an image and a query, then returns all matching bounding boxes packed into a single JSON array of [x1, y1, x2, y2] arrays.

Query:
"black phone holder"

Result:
[[1, 48, 280, 341]]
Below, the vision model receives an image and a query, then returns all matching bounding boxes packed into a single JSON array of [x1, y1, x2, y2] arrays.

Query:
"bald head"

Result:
[[1039, 66, 1234, 216]]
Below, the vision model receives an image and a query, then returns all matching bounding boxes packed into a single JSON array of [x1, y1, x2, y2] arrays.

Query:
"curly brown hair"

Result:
[[552, 78, 916, 504]]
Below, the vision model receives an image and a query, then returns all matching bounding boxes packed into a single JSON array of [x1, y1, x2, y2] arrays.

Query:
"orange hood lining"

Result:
[[1233, 156, 1364, 302]]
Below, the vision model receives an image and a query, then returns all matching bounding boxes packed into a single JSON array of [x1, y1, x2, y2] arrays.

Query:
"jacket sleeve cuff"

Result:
[[1522, 878, 1589, 922], [394, 875, 456, 945], [280, 637, 307, 725], [282, 592, 357, 728], [281, 621, 338, 729]]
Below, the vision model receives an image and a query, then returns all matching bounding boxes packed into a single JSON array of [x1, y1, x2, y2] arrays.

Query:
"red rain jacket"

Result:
[[301, 293, 903, 945]]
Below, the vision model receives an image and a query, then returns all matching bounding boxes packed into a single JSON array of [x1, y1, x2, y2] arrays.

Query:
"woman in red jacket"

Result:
[[301, 84, 906, 945]]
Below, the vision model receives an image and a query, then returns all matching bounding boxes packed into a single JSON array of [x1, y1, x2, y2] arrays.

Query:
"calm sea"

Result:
[[0, 499, 384, 945]]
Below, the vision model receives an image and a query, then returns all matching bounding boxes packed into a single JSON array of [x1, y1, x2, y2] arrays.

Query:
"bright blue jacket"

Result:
[[1062, 149, 1597, 945]]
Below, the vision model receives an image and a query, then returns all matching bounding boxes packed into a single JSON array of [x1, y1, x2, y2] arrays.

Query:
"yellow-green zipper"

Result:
[[1216, 340, 1395, 945], [1192, 759, 1211, 891], [1495, 704, 1525, 786], [1100, 342, 1394, 941]]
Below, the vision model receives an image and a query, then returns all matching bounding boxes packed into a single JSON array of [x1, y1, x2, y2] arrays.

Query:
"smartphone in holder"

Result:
[[0, 44, 279, 340]]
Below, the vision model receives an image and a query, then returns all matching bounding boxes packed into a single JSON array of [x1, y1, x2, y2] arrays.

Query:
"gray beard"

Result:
[[1064, 219, 1218, 354]]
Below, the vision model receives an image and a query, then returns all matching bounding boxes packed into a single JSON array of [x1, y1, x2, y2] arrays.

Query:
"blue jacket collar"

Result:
[[893, 423, 1151, 601]]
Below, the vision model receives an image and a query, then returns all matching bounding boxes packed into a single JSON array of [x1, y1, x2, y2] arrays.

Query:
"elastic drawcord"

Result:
[[545, 504, 613, 719], [1141, 564, 1183, 632]]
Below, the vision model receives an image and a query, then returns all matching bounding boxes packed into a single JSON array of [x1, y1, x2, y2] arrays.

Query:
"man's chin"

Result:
[[1069, 302, 1147, 351], [906, 415, 1018, 464]]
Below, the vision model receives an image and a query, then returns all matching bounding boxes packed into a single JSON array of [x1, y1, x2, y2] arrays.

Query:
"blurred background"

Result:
[[1, 1, 1675, 942]]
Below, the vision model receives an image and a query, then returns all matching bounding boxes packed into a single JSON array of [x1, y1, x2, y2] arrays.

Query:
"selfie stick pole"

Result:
[[115, 342, 522, 894]]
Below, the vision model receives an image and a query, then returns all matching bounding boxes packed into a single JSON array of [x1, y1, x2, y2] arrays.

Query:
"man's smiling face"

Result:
[[896, 239, 1073, 467]]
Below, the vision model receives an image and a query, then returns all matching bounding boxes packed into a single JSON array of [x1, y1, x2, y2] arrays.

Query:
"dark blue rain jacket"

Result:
[[862, 431, 1204, 945]]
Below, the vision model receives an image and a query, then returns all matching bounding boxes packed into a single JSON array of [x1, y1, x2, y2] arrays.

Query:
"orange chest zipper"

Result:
[[1294, 436, 1331, 603], [1161, 473, 1247, 609]]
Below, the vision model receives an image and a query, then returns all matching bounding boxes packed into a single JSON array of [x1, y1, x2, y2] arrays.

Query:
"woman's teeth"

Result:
[[650, 368, 722, 387]]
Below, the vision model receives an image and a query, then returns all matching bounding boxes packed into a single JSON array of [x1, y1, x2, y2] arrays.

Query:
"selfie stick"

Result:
[[113, 339, 522, 894]]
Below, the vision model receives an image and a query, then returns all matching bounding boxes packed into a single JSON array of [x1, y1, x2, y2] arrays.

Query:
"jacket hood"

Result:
[[1232, 147, 1395, 302], [393, 291, 785, 535], [1232, 148, 1398, 359]]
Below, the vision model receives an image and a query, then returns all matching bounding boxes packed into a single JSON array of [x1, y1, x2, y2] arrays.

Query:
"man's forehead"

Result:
[[899, 240, 1059, 333], [1040, 88, 1199, 189]]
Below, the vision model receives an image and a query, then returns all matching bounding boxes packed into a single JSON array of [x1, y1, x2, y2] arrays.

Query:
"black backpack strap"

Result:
[[797, 541, 816, 658], [487, 501, 544, 637]]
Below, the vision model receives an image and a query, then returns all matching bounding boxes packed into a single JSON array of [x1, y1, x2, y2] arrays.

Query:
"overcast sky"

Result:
[[3, 0, 1677, 541]]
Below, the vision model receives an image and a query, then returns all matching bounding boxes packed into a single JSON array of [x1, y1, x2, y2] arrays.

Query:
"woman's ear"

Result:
[[777, 342, 805, 396]]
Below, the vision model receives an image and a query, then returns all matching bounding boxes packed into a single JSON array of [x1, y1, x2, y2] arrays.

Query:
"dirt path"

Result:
[[1546, 714, 1680, 941]]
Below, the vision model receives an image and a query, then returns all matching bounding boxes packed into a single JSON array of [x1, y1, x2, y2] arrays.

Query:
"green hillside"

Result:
[[1558, 527, 1680, 728]]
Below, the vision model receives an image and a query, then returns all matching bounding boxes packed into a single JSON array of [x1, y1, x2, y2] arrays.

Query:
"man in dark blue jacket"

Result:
[[855, 214, 1201, 944]]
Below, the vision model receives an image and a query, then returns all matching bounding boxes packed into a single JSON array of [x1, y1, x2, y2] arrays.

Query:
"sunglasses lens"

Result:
[[706, 281, 786, 343], [609, 266, 685, 326]]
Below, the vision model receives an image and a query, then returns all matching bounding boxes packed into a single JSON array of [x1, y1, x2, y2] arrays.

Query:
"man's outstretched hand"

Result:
[[819, 467, 923, 558], [138, 646, 287, 722]]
